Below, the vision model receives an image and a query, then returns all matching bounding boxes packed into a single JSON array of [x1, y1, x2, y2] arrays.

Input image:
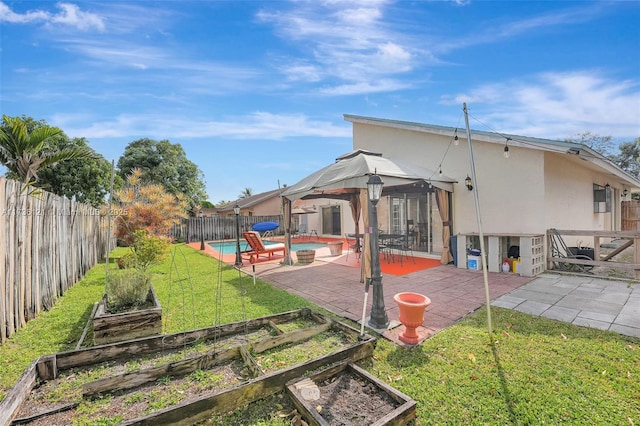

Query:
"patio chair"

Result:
[[384, 234, 416, 266], [345, 233, 361, 262], [241, 231, 286, 263], [548, 228, 594, 273]]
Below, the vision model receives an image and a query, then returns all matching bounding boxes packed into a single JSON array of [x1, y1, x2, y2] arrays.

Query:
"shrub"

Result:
[[105, 269, 151, 313], [128, 230, 170, 273]]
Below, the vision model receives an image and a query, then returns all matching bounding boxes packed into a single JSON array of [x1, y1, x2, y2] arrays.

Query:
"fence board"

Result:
[[1, 178, 112, 344]]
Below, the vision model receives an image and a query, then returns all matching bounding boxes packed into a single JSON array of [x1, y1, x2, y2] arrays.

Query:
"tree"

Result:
[[0, 115, 95, 191], [238, 187, 253, 198], [117, 138, 207, 211], [113, 168, 189, 245], [201, 200, 215, 208], [566, 132, 614, 156], [609, 138, 640, 180], [36, 136, 121, 207]]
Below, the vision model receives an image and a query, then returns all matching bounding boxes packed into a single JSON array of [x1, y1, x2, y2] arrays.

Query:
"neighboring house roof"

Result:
[[344, 114, 640, 189], [216, 187, 287, 213]]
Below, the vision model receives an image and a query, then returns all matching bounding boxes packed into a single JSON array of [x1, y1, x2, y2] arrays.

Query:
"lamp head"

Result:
[[465, 175, 473, 191], [198, 210, 203, 218], [233, 204, 240, 215], [367, 173, 384, 204]]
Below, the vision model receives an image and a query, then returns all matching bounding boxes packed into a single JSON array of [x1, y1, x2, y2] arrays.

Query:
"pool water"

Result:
[[208, 240, 328, 254]]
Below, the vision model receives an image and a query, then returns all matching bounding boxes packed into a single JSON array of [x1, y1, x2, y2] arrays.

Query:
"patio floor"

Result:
[[191, 240, 534, 345]]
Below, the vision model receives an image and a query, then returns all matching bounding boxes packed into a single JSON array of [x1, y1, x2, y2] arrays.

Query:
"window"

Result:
[[593, 183, 611, 213]]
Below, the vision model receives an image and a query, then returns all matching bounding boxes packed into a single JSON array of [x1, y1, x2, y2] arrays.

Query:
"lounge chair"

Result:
[[241, 231, 286, 263]]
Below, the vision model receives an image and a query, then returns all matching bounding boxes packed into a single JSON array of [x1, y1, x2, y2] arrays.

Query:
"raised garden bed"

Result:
[[92, 284, 162, 345], [287, 362, 416, 425], [1, 309, 379, 425]]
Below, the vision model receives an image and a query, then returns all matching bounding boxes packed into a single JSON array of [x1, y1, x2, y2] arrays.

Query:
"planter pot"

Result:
[[296, 249, 316, 264], [393, 292, 431, 345], [327, 241, 343, 256], [93, 284, 162, 345]]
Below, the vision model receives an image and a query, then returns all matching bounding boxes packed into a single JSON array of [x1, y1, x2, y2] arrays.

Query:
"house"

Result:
[[292, 113, 640, 275], [214, 188, 287, 217]]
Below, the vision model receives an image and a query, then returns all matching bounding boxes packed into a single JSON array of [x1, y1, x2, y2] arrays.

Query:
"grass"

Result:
[[1, 244, 639, 425]]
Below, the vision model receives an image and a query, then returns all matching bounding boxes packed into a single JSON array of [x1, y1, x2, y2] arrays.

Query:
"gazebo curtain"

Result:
[[435, 188, 453, 264]]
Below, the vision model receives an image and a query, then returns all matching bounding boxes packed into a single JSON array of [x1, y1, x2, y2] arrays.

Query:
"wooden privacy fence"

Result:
[[622, 200, 640, 231], [1, 177, 112, 344], [171, 215, 284, 243]]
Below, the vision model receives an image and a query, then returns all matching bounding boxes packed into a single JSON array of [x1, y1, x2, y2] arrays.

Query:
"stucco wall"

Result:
[[544, 152, 615, 232], [250, 196, 283, 216], [352, 123, 546, 235]]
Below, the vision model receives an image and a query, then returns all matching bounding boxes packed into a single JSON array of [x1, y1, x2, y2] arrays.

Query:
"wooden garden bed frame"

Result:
[[1, 308, 377, 425], [287, 362, 416, 425]]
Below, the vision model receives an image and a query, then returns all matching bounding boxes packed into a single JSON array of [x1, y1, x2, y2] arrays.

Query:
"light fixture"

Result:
[[504, 138, 511, 159], [199, 210, 205, 251], [454, 129, 459, 146], [438, 166, 443, 177], [233, 204, 242, 266], [366, 172, 388, 330], [366, 173, 384, 204], [465, 175, 473, 191], [622, 188, 629, 198]]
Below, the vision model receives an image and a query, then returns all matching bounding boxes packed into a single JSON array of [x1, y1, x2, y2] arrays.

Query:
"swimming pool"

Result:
[[208, 240, 328, 254]]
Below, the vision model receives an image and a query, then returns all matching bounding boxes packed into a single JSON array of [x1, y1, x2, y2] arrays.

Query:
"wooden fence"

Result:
[[622, 200, 640, 231], [171, 215, 285, 243], [1, 177, 113, 344], [547, 229, 640, 279]]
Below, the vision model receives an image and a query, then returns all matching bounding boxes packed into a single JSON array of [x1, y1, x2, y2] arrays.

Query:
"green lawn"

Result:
[[1, 244, 638, 425]]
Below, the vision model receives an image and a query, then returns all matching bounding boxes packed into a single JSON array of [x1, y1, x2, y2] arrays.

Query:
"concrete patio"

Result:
[[493, 272, 640, 338]]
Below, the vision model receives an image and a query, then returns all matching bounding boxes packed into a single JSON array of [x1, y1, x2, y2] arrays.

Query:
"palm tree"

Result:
[[238, 187, 253, 198], [0, 115, 95, 189]]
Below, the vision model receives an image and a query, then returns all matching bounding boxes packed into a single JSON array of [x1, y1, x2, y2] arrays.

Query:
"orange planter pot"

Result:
[[393, 292, 431, 345]]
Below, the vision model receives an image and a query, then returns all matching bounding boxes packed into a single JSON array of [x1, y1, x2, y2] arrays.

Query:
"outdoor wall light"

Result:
[[465, 175, 473, 191], [622, 189, 629, 198]]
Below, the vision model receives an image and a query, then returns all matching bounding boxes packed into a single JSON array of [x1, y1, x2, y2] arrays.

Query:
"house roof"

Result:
[[216, 187, 287, 212], [344, 114, 640, 189]]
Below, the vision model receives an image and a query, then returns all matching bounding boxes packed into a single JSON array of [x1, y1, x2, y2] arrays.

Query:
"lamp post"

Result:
[[199, 210, 205, 251], [234, 204, 243, 267], [367, 173, 389, 330]]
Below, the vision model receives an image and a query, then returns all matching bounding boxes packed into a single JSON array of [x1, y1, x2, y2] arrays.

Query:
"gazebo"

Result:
[[280, 150, 457, 276]]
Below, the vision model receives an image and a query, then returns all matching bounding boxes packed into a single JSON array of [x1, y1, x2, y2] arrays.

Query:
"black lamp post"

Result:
[[199, 210, 205, 251], [234, 204, 243, 267], [367, 173, 389, 330]]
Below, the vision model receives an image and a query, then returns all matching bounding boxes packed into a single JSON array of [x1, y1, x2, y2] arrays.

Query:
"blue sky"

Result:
[[1, 0, 639, 203]]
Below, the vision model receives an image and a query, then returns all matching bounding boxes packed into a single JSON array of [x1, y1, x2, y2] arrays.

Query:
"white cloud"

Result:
[[53, 112, 352, 141], [442, 71, 640, 140], [0, 1, 105, 31], [257, 1, 417, 92]]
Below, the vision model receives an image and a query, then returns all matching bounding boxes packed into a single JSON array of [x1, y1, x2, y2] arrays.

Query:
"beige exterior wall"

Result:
[[238, 196, 282, 217], [351, 121, 625, 238], [543, 152, 619, 244], [352, 123, 545, 235]]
